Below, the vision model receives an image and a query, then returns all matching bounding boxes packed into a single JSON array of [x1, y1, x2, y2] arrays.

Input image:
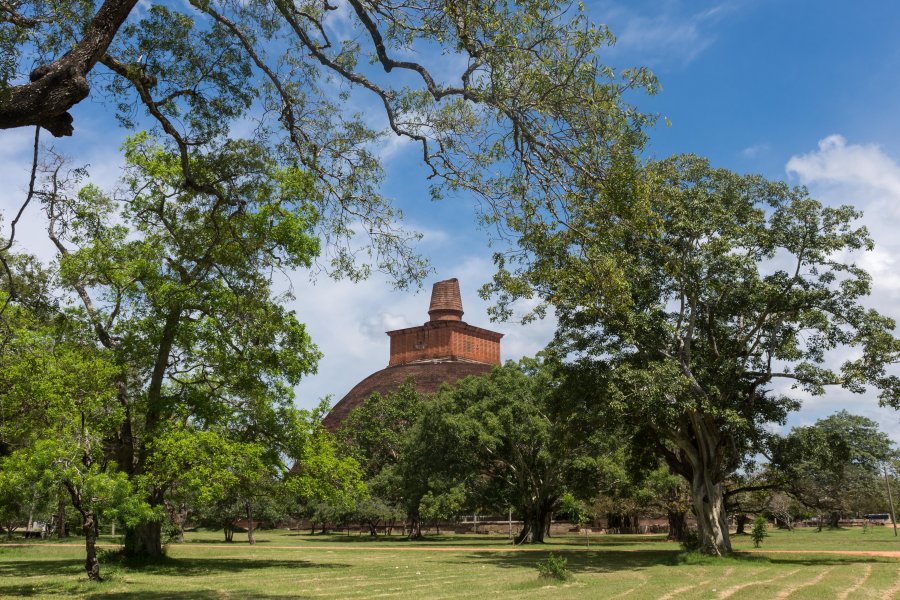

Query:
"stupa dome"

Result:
[[322, 278, 503, 431]]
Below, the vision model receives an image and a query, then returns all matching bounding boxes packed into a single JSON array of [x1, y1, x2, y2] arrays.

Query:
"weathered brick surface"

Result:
[[322, 278, 503, 432], [387, 321, 502, 366], [428, 278, 464, 321], [322, 361, 494, 431]]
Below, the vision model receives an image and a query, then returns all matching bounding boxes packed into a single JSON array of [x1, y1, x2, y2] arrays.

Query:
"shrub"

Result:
[[751, 517, 768, 548], [536, 553, 570, 580], [679, 528, 701, 552]]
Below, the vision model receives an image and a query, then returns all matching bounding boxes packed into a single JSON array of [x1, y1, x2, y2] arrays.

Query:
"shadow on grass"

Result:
[[183, 538, 277, 545], [0, 582, 313, 600], [735, 552, 899, 566], [105, 555, 350, 576], [0, 554, 348, 578], [453, 547, 888, 576], [281, 533, 674, 548], [289, 534, 507, 545], [85, 592, 314, 599]]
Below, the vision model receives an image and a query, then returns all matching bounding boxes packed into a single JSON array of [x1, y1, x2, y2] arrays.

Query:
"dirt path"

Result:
[[742, 549, 900, 559], [3, 543, 900, 558]]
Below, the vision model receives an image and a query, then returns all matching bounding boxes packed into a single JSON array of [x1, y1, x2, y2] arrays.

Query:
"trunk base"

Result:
[[123, 522, 164, 559]]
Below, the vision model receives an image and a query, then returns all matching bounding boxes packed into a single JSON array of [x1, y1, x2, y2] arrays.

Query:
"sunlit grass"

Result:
[[1, 527, 898, 598]]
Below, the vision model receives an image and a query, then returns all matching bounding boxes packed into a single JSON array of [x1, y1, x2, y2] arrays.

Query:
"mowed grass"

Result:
[[2, 527, 899, 599]]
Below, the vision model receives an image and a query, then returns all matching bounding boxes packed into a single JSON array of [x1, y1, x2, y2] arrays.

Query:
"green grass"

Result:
[[2, 527, 899, 599]]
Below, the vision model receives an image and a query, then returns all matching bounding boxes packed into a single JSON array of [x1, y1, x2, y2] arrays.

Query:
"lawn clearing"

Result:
[[1, 528, 898, 599]]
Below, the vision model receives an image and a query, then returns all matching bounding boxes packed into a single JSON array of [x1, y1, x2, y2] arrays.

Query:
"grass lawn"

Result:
[[2, 527, 899, 599]]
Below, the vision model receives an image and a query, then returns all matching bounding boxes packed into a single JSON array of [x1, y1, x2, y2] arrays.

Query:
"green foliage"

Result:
[[286, 425, 367, 512], [405, 358, 616, 543], [486, 154, 900, 554], [536, 553, 570, 580], [419, 485, 466, 526], [337, 380, 424, 482], [751, 517, 768, 548], [558, 493, 589, 526], [772, 411, 897, 519], [31, 136, 331, 553], [336, 381, 423, 526]]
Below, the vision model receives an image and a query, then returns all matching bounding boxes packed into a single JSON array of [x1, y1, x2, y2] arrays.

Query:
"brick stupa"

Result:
[[322, 278, 503, 431]]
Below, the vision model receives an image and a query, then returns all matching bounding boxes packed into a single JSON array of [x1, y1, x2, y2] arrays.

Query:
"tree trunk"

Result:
[[57, 495, 67, 539], [690, 468, 731, 555], [26, 501, 34, 537], [246, 503, 255, 545], [83, 511, 102, 581], [668, 412, 732, 555], [515, 501, 551, 544], [124, 521, 163, 558], [224, 526, 234, 542], [667, 510, 687, 541], [735, 514, 748, 535], [407, 514, 423, 539], [829, 511, 841, 529]]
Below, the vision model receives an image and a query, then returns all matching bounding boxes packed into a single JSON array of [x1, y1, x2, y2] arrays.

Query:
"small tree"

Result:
[[0, 294, 151, 580], [751, 516, 768, 548], [419, 485, 466, 535]]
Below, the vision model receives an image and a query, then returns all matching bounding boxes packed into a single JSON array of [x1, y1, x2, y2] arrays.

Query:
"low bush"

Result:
[[536, 553, 570, 580]]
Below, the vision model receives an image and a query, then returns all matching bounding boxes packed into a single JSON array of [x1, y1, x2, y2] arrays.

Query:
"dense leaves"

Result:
[[487, 155, 900, 554], [773, 411, 897, 526]]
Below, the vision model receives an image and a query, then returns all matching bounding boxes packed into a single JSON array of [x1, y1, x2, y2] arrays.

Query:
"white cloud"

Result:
[[740, 142, 769, 158], [783, 135, 900, 441], [786, 134, 900, 298], [786, 135, 900, 199], [597, 1, 737, 68], [0, 124, 126, 264], [360, 311, 414, 340]]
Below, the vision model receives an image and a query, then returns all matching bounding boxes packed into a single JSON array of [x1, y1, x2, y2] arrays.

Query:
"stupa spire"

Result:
[[428, 278, 464, 321]]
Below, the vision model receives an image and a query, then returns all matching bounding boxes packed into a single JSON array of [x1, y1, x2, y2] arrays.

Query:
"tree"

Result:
[[407, 359, 612, 543], [16, 135, 324, 558], [773, 411, 897, 528], [336, 380, 424, 535], [2, 0, 653, 287], [285, 420, 368, 531], [487, 155, 900, 554], [643, 465, 692, 541], [0, 290, 151, 580]]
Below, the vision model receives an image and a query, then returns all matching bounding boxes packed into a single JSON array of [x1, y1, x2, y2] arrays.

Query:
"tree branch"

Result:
[[0, 0, 139, 136]]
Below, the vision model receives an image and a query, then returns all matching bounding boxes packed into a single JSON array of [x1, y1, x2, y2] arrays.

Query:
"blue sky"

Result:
[[2, 0, 900, 439]]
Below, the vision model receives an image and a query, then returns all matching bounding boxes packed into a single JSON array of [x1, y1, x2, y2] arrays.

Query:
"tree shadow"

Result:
[[457, 547, 890, 576], [181, 539, 276, 545], [297, 534, 495, 545], [86, 593, 314, 599], [739, 553, 898, 567], [0, 555, 348, 580], [0, 558, 83, 578], [455, 548, 841, 575], [0, 582, 314, 599], [450, 549, 683, 574], [105, 556, 350, 576]]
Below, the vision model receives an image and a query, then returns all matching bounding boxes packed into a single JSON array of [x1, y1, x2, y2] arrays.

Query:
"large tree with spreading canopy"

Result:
[[2, 0, 656, 559], [486, 155, 900, 555]]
